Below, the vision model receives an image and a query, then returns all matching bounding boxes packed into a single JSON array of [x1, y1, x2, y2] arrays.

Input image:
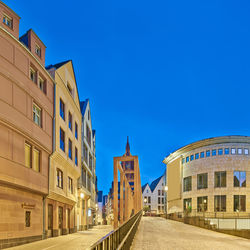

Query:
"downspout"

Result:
[[43, 80, 56, 239]]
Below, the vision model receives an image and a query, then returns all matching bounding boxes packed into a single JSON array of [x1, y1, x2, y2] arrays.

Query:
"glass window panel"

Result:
[[25, 143, 31, 168], [200, 152, 204, 158], [195, 153, 199, 160], [190, 155, 194, 161], [231, 148, 236, 154], [234, 171, 240, 187], [212, 149, 216, 156], [221, 171, 226, 187], [244, 148, 249, 155], [186, 156, 189, 163], [224, 148, 229, 155], [218, 148, 223, 155], [206, 150, 210, 157], [33, 148, 40, 172], [238, 148, 242, 155], [182, 158, 185, 164], [240, 171, 246, 187]]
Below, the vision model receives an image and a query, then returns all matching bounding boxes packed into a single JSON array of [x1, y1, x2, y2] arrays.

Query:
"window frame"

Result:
[[60, 128, 65, 152], [57, 168, 63, 189], [59, 98, 65, 120], [183, 176, 192, 192], [197, 173, 208, 189], [33, 103, 42, 127], [3, 13, 13, 29], [214, 171, 226, 188]]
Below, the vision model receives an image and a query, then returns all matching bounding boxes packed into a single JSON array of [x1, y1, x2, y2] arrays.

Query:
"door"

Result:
[[58, 206, 63, 235]]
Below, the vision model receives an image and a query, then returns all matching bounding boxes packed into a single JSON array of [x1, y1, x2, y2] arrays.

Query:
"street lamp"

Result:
[[80, 193, 84, 199]]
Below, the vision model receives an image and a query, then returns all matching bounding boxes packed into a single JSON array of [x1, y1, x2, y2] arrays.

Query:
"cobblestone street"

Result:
[[131, 217, 250, 250], [8, 225, 113, 250]]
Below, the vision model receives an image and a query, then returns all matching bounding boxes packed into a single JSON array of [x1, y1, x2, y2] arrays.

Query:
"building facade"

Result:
[[163, 136, 250, 216], [0, 1, 53, 247], [77, 99, 97, 229], [142, 174, 166, 214], [46, 61, 82, 237]]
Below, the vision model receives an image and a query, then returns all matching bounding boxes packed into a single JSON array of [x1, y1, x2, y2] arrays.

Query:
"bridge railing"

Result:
[[90, 210, 142, 250]]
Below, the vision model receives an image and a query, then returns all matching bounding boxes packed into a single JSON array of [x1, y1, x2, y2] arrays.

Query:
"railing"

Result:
[[91, 210, 142, 250]]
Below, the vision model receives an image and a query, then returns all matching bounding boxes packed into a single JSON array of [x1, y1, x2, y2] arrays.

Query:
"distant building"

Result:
[[142, 173, 167, 214], [97, 191, 103, 224]]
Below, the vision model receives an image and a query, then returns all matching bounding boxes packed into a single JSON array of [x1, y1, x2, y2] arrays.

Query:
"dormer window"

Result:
[[3, 14, 13, 29], [30, 67, 36, 83], [35, 44, 41, 57]]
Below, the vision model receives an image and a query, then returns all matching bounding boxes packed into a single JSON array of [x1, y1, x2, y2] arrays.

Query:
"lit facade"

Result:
[[163, 136, 250, 216], [0, 1, 53, 247], [46, 61, 81, 237]]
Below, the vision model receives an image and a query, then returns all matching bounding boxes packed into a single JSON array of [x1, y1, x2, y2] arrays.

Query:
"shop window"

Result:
[[183, 198, 192, 211]]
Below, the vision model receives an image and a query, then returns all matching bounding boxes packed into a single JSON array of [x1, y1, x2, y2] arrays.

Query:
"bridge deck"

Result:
[[8, 225, 113, 250], [131, 216, 250, 250]]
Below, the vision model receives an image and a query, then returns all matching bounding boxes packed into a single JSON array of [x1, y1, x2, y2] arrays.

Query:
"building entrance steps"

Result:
[[131, 216, 250, 250]]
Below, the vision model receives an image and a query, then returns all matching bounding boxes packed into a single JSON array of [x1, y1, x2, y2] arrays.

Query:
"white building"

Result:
[[142, 173, 167, 214]]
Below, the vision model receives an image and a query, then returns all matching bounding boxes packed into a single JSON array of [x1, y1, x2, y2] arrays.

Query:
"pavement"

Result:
[[131, 216, 250, 250], [8, 225, 113, 250]]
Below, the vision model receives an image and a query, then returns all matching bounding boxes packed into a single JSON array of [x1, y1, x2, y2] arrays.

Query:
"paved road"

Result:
[[9, 225, 113, 250], [131, 217, 250, 250]]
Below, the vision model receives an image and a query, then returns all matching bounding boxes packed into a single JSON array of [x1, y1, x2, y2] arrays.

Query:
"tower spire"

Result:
[[125, 136, 131, 156]]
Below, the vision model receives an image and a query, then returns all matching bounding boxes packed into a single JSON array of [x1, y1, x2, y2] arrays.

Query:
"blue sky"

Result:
[[5, 0, 250, 194]]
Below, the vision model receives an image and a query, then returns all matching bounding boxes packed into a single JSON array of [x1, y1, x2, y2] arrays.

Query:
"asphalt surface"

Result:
[[131, 216, 250, 250], [8, 225, 113, 250]]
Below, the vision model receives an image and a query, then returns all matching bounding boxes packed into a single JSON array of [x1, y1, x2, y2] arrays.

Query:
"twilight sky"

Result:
[[5, 0, 250, 194]]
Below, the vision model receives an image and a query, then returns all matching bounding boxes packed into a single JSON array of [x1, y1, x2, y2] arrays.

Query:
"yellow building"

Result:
[[46, 60, 81, 237]]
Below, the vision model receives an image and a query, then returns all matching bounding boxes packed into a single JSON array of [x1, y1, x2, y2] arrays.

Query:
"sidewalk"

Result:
[[8, 225, 113, 250]]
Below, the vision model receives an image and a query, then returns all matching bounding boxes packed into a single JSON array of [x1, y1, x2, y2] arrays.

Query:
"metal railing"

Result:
[[91, 210, 142, 250]]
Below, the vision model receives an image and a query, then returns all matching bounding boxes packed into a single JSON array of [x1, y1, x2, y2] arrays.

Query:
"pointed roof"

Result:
[[46, 60, 71, 70], [142, 183, 150, 193], [150, 175, 163, 192], [125, 136, 131, 156]]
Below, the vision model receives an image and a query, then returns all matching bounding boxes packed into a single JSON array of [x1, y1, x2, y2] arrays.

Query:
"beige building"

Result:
[[163, 136, 250, 216], [0, 1, 54, 248], [46, 61, 81, 237], [77, 99, 97, 230]]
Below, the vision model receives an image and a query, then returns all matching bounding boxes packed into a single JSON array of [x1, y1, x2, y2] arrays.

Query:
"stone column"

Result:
[[53, 201, 58, 237], [62, 205, 67, 235]]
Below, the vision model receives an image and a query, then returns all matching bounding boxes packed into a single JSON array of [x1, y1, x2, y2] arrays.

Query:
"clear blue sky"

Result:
[[5, 0, 250, 194]]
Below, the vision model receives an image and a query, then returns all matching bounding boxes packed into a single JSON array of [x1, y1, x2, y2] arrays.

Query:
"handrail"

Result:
[[91, 210, 142, 250]]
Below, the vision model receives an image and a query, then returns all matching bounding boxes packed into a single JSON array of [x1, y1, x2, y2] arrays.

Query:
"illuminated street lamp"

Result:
[[80, 193, 84, 199], [164, 186, 168, 191], [144, 198, 147, 203]]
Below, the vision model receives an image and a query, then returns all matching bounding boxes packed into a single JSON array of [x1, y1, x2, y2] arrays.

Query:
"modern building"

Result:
[[0, 1, 54, 247], [46, 60, 82, 237], [142, 174, 166, 214], [77, 99, 97, 229], [163, 136, 250, 216]]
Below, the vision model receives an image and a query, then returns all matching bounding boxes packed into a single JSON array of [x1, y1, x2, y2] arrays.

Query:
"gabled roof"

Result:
[[142, 183, 149, 193], [46, 60, 71, 70], [150, 175, 163, 192]]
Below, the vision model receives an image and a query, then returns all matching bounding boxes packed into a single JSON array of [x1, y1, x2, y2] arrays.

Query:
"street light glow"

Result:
[[80, 193, 84, 199], [165, 186, 168, 191]]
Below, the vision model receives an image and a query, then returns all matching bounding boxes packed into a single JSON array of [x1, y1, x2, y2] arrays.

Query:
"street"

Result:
[[131, 216, 250, 250], [8, 225, 113, 250]]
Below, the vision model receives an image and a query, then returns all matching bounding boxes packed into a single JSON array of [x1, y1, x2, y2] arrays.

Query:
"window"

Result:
[[190, 155, 194, 161], [212, 149, 216, 156], [30, 67, 36, 83], [158, 190, 161, 195], [86, 124, 91, 146], [67, 83, 73, 95], [197, 173, 208, 189], [38, 77, 46, 94], [68, 112, 72, 130], [75, 122, 78, 139], [182, 158, 185, 164], [195, 153, 199, 160], [244, 148, 249, 155], [75, 147, 78, 166], [88, 110, 90, 120], [206, 150, 210, 157], [234, 171, 246, 187], [234, 195, 246, 212], [68, 139, 72, 159], [214, 171, 226, 188], [158, 206, 161, 211], [60, 99, 65, 120], [162, 190, 164, 196], [25, 211, 31, 227], [200, 152, 204, 158], [57, 169, 63, 188], [214, 195, 226, 212], [183, 176, 192, 192], [197, 196, 208, 212], [231, 148, 236, 154], [89, 153, 92, 170], [162, 197, 164, 204], [186, 156, 189, 163], [3, 14, 13, 28], [35, 44, 41, 57], [218, 148, 223, 155], [33, 103, 41, 127], [68, 177, 73, 194], [148, 197, 151, 203], [183, 198, 192, 211], [237, 148, 242, 155], [158, 197, 161, 204], [60, 128, 65, 151], [33, 148, 40, 172], [83, 144, 88, 163], [25, 143, 32, 168], [224, 148, 229, 155]]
